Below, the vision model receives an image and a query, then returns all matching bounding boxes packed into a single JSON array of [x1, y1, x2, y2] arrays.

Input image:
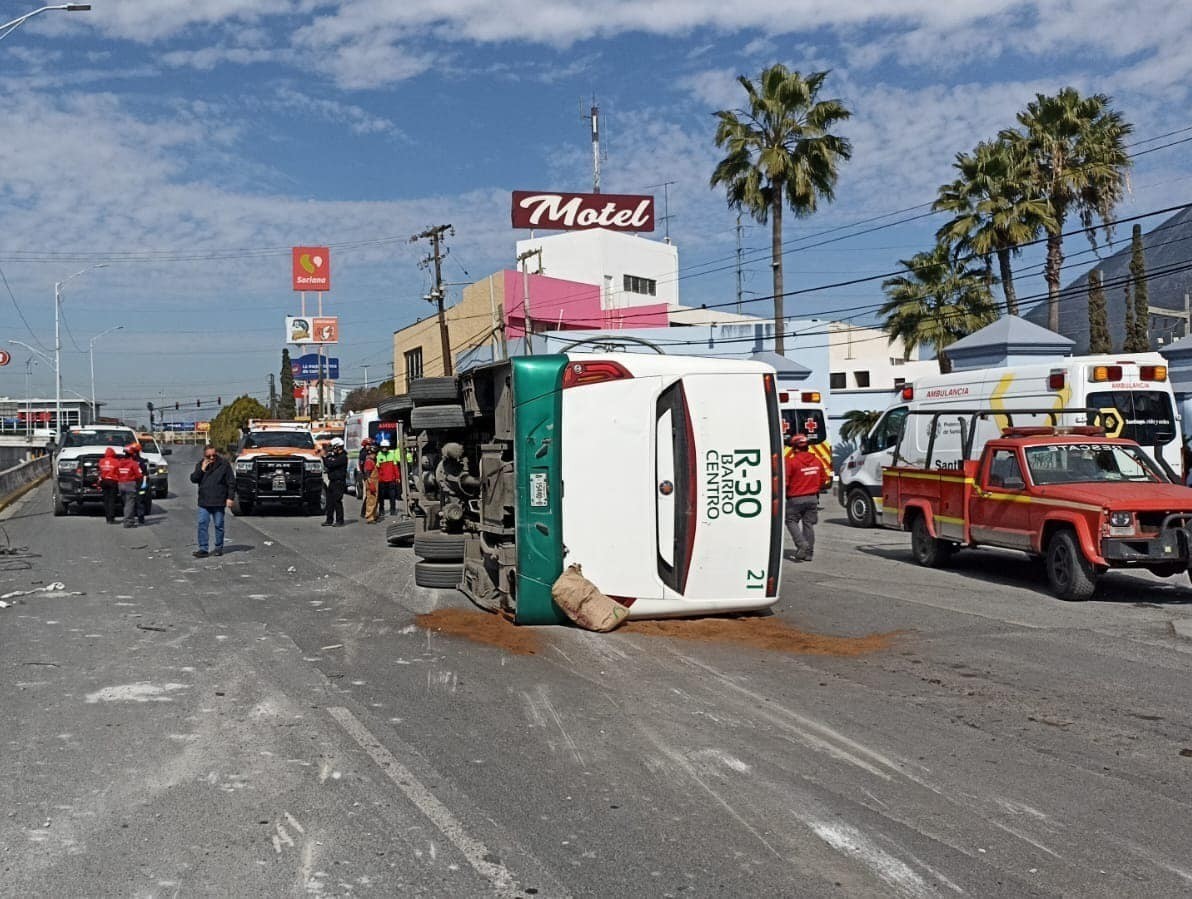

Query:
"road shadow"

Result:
[[855, 542, 1192, 606]]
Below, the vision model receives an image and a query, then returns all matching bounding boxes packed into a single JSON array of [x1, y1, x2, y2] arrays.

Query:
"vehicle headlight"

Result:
[[57, 459, 75, 472], [157, 464, 168, 474], [305, 461, 324, 473], [235, 461, 253, 472], [1108, 511, 1133, 528]]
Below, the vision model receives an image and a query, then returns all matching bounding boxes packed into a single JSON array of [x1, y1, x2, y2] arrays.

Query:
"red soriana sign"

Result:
[[292, 246, 331, 291], [511, 191, 654, 232], [0, 350, 10, 366]]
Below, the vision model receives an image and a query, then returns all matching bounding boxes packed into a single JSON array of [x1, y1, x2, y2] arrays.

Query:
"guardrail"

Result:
[[0, 455, 51, 508]]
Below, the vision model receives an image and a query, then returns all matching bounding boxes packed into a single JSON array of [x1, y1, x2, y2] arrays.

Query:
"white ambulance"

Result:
[[778, 387, 831, 473], [838, 353, 1182, 527]]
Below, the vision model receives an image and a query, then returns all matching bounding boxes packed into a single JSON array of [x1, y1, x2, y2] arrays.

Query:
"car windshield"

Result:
[[140, 438, 160, 454], [63, 429, 134, 448], [243, 431, 315, 449], [1025, 442, 1163, 485]]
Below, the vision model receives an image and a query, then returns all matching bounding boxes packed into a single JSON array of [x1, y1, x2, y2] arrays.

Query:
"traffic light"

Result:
[[146, 401, 154, 412], [175, 401, 180, 411], [196, 399, 201, 408], [217, 396, 222, 405]]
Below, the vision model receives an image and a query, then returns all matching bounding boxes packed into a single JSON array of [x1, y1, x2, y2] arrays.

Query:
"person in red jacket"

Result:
[[784, 433, 830, 562], [97, 446, 120, 524], [115, 446, 143, 528]]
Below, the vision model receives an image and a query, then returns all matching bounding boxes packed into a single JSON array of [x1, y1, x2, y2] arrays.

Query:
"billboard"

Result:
[[291, 354, 340, 379], [286, 316, 339, 345], [511, 190, 654, 232], [292, 246, 330, 291]]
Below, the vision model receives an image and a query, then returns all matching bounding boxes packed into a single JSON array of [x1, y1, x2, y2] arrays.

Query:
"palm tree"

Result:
[[711, 65, 852, 354], [839, 409, 881, 444], [934, 138, 1053, 316], [880, 243, 999, 374], [1004, 88, 1132, 332]]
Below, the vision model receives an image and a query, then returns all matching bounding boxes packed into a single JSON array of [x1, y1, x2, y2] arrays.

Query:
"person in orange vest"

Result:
[[115, 446, 143, 528], [784, 433, 831, 562], [376, 438, 400, 517], [97, 446, 120, 524]]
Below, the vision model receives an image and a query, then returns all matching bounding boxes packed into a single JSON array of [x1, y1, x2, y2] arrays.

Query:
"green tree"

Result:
[[1087, 269, 1110, 354], [934, 138, 1054, 316], [1005, 88, 1133, 331], [342, 378, 395, 414], [839, 409, 881, 444], [879, 243, 999, 374], [208, 395, 268, 453], [279, 349, 296, 419], [711, 65, 852, 354], [1129, 223, 1150, 351], [1122, 280, 1136, 352]]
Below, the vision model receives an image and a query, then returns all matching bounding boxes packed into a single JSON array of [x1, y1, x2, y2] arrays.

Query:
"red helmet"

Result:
[[790, 434, 809, 450], [126, 442, 141, 453], [361, 437, 372, 445]]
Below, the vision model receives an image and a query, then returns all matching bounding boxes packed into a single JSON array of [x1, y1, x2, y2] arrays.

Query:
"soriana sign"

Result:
[[286, 316, 339, 345], [292, 246, 330, 291], [511, 191, 654, 232]]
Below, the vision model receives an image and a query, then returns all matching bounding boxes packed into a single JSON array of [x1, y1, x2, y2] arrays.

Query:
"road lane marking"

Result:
[[327, 706, 528, 898], [808, 819, 932, 898]]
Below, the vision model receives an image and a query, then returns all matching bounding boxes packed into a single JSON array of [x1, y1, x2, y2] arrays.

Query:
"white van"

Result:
[[344, 408, 378, 495], [838, 353, 1182, 527]]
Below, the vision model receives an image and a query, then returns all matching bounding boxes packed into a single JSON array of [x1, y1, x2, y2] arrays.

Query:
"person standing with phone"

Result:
[[190, 445, 235, 558]]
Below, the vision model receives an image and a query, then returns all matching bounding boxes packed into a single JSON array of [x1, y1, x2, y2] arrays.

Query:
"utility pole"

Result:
[[658, 180, 675, 243], [582, 97, 601, 193], [735, 214, 745, 314], [361, 364, 370, 390], [411, 225, 455, 376], [268, 373, 277, 417], [516, 248, 544, 355]]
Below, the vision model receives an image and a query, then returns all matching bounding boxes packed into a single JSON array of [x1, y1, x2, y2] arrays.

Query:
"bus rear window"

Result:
[[657, 382, 696, 594], [781, 409, 827, 444]]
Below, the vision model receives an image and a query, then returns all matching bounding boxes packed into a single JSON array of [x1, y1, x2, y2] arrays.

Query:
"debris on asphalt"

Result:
[[286, 566, 296, 572], [551, 564, 628, 632], [264, 541, 274, 546], [0, 582, 85, 608], [1180, 748, 1192, 758], [135, 624, 168, 632], [415, 609, 541, 656]]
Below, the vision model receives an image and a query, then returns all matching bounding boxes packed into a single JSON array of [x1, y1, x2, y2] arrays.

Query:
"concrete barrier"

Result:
[[0, 455, 51, 508]]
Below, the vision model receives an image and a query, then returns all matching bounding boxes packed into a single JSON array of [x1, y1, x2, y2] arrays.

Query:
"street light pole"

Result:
[[89, 324, 123, 423], [54, 264, 107, 442], [0, 4, 90, 42]]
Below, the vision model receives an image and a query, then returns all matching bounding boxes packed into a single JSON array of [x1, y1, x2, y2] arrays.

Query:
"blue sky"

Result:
[[1, 0, 1190, 421]]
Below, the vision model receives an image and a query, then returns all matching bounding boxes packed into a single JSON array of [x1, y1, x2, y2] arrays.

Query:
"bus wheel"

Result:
[[1046, 530, 1097, 601], [845, 488, 875, 528], [910, 515, 952, 568]]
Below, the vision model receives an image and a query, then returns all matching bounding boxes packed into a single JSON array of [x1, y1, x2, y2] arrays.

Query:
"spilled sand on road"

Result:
[[415, 609, 542, 655], [620, 616, 903, 657], [416, 609, 899, 657]]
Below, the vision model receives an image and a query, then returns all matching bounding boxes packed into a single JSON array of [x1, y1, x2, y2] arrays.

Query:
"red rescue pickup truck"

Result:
[[882, 421, 1192, 600]]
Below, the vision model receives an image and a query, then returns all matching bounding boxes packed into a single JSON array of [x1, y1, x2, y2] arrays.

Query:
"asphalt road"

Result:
[[3, 446, 1192, 897]]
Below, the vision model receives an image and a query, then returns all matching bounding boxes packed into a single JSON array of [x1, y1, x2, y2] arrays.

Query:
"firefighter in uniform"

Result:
[[784, 433, 831, 562]]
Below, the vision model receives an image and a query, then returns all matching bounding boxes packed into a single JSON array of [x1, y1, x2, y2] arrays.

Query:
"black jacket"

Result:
[[190, 456, 236, 507], [324, 448, 349, 485]]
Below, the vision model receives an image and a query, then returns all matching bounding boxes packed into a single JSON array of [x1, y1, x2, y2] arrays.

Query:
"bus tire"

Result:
[[410, 404, 466, 431], [415, 560, 464, 589], [414, 532, 465, 561], [377, 393, 413, 418], [386, 517, 415, 546], [1046, 530, 1097, 601], [845, 487, 875, 528], [910, 514, 952, 568], [410, 377, 460, 404]]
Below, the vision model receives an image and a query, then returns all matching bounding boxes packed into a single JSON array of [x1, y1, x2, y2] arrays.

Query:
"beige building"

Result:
[[392, 275, 508, 394]]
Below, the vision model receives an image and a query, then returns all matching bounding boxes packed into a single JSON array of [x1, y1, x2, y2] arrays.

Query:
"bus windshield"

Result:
[[1087, 390, 1176, 447]]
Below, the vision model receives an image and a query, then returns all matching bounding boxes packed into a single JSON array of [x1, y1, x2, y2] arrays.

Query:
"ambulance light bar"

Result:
[[801, 391, 821, 403], [1090, 365, 1122, 382]]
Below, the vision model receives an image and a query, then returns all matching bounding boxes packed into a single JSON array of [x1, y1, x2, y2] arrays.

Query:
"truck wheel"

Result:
[[910, 515, 952, 568], [377, 393, 414, 418], [305, 491, 326, 516], [386, 518, 415, 546], [53, 486, 67, 517], [1046, 530, 1097, 601], [845, 488, 875, 528], [415, 560, 464, 589], [409, 377, 460, 404], [410, 404, 466, 430], [414, 532, 465, 561], [234, 498, 254, 516]]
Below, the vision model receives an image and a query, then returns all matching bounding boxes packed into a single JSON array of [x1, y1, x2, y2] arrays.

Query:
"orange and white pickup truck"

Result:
[[882, 419, 1192, 601]]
